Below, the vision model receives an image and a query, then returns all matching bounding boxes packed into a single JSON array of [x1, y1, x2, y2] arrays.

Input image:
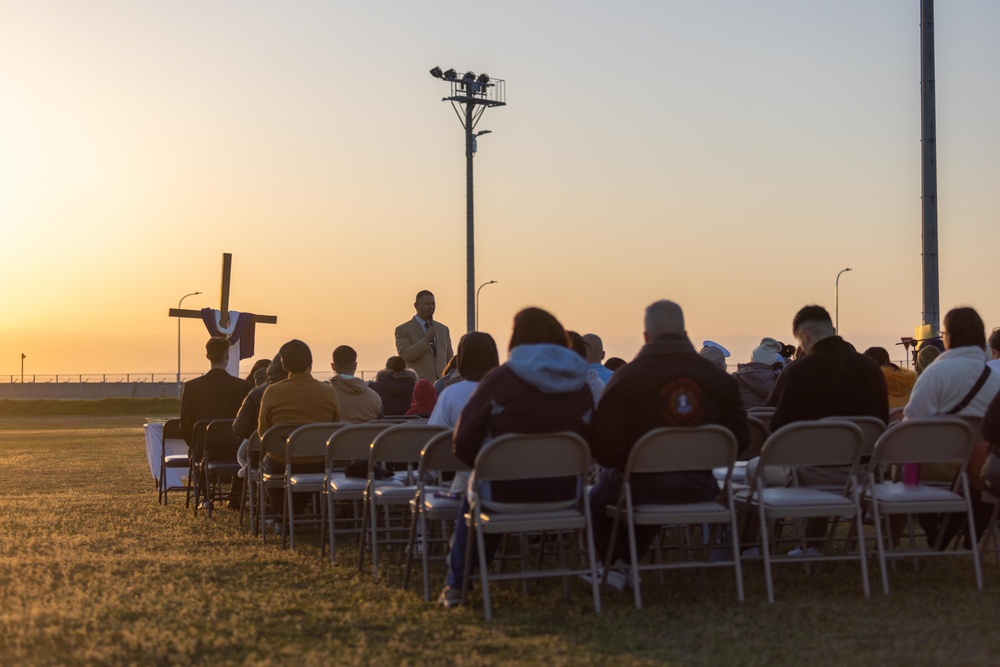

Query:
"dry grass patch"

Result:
[[1, 415, 999, 665]]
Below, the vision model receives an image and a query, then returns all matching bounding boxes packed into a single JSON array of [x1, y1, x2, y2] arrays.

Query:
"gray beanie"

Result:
[[752, 337, 783, 365]]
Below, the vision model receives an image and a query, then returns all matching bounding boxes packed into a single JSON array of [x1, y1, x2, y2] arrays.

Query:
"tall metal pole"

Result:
[[920, 0, 940, 334], [177, 291, 202, 398], [835, 268, 852, 334], [465, 102, 476, 334], [430, 68, 505, 334]]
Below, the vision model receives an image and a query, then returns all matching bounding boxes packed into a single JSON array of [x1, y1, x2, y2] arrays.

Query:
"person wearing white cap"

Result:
[[698, 340, 730, 372]]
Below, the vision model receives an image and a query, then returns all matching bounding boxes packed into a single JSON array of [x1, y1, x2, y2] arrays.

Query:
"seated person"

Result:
[[732, 338, 783, 409], [258, 339, 341, 513], [231, 353, 285, 509], [367, 356, 416, 416], [588, 300, 748, 589], [180, 336, 250, 460], [329, 345, 383, 423], [568, 330, 605, 403], [863, 346, 917, 409], [405, 379, 438, 417], [438, 308, 593, 607]]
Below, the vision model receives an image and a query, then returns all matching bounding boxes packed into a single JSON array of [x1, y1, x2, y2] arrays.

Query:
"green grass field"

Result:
[[2, 414, 1000, 665]]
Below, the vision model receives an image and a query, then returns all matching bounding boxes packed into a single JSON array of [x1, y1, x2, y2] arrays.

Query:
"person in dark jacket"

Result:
[[180, 337, 251, 455], [982, 390, 1000, 494], [229, 353, 285, 510], [768, 305, 888, 431], [367, 356, 416, 416], [438, 307, 594, 607], [763, 305, 888, 548], [586, 300, 750, 589], [233, 354, 285, 440]]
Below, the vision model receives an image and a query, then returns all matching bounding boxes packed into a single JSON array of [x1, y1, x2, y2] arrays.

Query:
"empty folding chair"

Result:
[[358, 424, 450, 578], [736, 419, 869, 603], [464, 432, 601, 622], [284, 422, 345, 551], [158, 418, 190, 505], [862, 417, 983, 595], [257, 424, 298, 542], [323, 423, 395, 564], [199, 419, 241, 518], [605, 425, 744, 609], [188, 419, 215, 512]]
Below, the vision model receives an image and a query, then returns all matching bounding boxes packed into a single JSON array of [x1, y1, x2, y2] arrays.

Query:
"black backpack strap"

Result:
[[945, 366, 992, 415]]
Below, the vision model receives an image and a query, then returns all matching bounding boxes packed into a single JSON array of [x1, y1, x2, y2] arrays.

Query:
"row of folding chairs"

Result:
[[159, 415, 991, 619], [157, 418, 241, 517], [608, 416, 984, 608]]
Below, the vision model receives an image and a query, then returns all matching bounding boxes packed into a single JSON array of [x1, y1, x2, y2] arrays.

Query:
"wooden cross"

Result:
[[168, 253, 277, 329]]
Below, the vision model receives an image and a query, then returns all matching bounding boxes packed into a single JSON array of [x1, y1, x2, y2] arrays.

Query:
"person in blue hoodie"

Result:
[[438, 307, 594, 607]]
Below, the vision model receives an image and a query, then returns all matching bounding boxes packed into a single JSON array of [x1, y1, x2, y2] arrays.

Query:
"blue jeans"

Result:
[[445, 499, 500, 589]]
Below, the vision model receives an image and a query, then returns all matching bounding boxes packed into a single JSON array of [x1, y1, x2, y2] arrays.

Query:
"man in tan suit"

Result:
[[394, 290, 454, 382]]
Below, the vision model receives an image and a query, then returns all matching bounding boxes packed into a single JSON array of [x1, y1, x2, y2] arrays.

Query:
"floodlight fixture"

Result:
[[430, 66, 443, 79], [428, 66, 506, 333]]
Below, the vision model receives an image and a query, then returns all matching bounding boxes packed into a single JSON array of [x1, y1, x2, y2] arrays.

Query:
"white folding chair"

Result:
[[257, 424, 298, 542], [284, 423, 346, 552], [158, 418, 189, 505], [464, 432, 601, 621], [736, 420, 869, 603], [605, 425, 744, 609], [862, 417, 983, 595], [716, 415, 769, 487], [358, 424, 451, 579], [323, 423, 395, 564], [402, 431, 470, 601]]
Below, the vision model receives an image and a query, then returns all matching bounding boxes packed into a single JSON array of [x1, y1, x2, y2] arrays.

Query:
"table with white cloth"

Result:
[[143, 419, 189, 490]]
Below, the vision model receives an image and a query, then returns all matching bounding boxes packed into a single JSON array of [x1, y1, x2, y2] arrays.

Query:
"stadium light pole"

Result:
[[835, 268, 852, 335], [177, 291, 202, 398], [476, 280, 497, 331], [429, 67, 506, 333]]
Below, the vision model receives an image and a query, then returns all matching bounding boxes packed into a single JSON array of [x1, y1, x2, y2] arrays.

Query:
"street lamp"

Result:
[[430, 66, 506, 333], [176, 291, 202, 398], [476, 280, 498, 331], [835, 268, 852, 334]]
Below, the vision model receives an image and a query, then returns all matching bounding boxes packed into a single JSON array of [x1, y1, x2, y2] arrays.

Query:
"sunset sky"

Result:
[[2, 1, 999, 379]]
